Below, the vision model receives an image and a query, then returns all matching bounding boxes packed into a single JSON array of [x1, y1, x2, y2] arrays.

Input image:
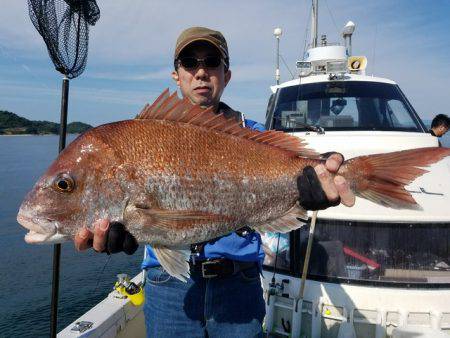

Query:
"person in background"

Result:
[[430, 114, 449, 138], [74, 27, 355, 338], [430, 114, 449, 147]]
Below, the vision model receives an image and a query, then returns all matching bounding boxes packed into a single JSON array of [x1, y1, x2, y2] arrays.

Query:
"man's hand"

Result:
[[74, 220, 139, 255], [298, 152, 355, 210]]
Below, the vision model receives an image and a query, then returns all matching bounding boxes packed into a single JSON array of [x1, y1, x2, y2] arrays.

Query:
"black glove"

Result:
[[297, 152, 343, 210], [104, 222, 139, 255]]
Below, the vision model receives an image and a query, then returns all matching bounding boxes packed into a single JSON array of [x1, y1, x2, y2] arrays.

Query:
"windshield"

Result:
[[268, 81, 425, 132]]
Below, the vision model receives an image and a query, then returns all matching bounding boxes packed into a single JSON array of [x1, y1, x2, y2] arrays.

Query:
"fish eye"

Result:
[[53, 174, 75, 193]]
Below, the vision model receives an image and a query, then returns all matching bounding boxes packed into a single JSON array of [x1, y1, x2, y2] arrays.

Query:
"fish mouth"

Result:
[[17, 213, 68, 244], [24, 231, 68, 244]]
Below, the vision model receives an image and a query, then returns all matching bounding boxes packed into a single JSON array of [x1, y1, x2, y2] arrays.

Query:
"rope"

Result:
[[279, 54, 295, 79], [324, 0, 340, 36], [300, 3, 312, 59], [93, 254, 112, 295]]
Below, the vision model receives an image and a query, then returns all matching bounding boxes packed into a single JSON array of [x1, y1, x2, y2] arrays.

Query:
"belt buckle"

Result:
[[201, 260, 218, 278]]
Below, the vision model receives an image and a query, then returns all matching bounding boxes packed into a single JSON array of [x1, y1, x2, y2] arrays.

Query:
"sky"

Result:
[[0, 0, 449, 126]]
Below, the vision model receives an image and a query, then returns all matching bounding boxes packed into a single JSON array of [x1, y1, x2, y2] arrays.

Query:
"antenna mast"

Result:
[[274, 27, 282, 85], [311, 0, 319, 48]]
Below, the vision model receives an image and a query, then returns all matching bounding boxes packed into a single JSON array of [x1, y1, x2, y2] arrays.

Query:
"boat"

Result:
[[59, 1, 450, 337], [261, 1, 450, 337]]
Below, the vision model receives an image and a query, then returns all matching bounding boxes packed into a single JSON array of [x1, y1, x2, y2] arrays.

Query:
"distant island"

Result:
[[0, 110, 92, 135]]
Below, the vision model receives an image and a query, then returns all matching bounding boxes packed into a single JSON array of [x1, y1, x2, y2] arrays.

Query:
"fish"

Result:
[[17, 89, 450, 281]]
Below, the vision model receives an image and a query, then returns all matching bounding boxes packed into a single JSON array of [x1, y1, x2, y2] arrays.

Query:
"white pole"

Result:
[[292, 210, 319, 338], [274, 27, 282, 85], [311, 0, 318, 48], [348, 35, 352, 56], [342, 21, 356, 57], [298, 210, 318, 299]]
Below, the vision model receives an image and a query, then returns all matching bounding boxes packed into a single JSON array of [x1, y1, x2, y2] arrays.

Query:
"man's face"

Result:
[[435, 125, 449, 137], [172, 41, 231, 109]]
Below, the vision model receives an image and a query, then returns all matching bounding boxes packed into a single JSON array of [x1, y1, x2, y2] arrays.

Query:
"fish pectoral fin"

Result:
[[131, 206, 231, 230], [152, 246, 191, 282], [255, 204, 307, 234]]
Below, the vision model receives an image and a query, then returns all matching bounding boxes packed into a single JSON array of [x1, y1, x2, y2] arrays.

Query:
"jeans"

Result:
[[143, 264, 266, 338]]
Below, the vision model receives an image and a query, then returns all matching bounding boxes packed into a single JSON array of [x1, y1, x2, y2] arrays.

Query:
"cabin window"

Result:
[[386, 99, 418, 129], [293, 220, 450, 285], [270, 81, 424, 132]]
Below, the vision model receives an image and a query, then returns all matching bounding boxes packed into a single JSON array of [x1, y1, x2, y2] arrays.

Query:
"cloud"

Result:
[[0, 80, 58, 99], [229, 63, 276, 83], [87, 67, 172, 81], [71, 87, 160, 106]]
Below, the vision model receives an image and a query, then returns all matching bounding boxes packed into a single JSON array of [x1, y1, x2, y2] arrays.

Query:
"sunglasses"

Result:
[[177, 56, 223, 70]]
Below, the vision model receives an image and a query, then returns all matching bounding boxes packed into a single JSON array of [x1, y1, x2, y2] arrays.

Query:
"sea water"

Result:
[[0, 135, 143, 337]]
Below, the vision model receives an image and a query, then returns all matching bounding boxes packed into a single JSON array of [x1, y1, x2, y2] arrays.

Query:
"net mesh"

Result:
[[28, 0, 100, 79]]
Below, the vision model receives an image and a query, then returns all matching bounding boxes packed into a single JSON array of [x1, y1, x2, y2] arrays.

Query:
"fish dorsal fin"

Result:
[[136, 89, 318, 157], [136, 88, 171, 119]]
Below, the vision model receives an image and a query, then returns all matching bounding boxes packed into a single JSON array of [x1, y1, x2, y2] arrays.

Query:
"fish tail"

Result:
[[339, 147, 450, 209]]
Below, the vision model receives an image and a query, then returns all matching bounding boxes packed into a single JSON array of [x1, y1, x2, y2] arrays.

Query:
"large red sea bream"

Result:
[[17, 89, 450, 280]]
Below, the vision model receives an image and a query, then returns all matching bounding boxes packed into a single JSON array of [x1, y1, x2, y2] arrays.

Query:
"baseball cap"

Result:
[[174, 26, 229, 65]]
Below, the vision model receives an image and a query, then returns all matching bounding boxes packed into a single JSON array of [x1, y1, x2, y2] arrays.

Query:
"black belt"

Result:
[[189, 258, 257, 279]]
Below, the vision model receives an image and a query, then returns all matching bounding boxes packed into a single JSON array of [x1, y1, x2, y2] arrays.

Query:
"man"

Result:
[[430, 114, 449, 138], [75, 27, 354, 337]]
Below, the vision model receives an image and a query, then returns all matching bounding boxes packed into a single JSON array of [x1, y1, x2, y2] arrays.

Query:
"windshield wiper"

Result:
[[272, 116, 325, 133]]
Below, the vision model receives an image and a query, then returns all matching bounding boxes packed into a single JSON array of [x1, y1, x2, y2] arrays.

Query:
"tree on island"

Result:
[[0, 111, 92, 135]]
